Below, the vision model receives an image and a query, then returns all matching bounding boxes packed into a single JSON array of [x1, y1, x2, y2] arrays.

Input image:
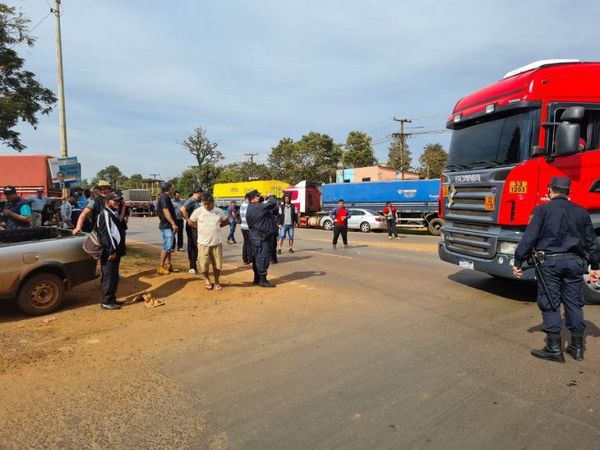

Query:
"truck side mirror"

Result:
[[555, 122, 580, 157], [560, 106, 585, 122]]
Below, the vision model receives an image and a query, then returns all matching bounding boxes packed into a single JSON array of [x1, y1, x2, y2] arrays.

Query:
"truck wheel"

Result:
[[17, 273, 65, 315], [360, 222, 371, 233], [322, 220, 333, 231], [427, 218, 443, 236], [583, 271, 600, 305]]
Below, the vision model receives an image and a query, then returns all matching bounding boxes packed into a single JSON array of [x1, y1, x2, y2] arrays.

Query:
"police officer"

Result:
[[513, 177, 600, 362], [1, 186, 32, 229], [246, 190, 278, 288]]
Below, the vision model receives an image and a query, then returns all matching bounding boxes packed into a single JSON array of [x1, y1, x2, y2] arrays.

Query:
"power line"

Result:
[[29, 11, 52, 33], [244, 152, 259, 165]]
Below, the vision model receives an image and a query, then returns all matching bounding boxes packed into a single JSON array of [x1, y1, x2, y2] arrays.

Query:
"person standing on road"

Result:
[[277, 195, 298, 254], [72, 181, 116, 235], [180, 188, 203, 274], [60, 193, 78, 229], [189, 194, 229, 291], [246, 192, 278, 287], [513, 177, 600, 362], [1, 186, 32, 229], [240, 192, 253, 265], [97, 191, 127, 310], [226, 200, 238, 244], [27, 188, 58, 227], [172, 191, 185, 252], [383, 201, 399, 239], [156, 181, 178, 275], [330, 199, 351, 249], [270, 198, 280, 264]]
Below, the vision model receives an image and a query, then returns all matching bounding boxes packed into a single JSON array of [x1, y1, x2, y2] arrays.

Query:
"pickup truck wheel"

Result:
[[427, 218, 443, 236], [17, 273, 65, 315], [360, 222, 371, 233], [322, 220, 333, 231]]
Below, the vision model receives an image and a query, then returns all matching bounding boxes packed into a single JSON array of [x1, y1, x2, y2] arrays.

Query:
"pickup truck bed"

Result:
[[0, 227, 97, 315]]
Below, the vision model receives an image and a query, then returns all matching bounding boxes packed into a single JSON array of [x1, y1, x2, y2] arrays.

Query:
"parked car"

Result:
[[321, 208, 387, 233], [0, 227, 97, 315]]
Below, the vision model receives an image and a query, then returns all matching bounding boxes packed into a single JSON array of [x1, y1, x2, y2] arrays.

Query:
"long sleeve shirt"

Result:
[[514, 196, 600, 269], [246, 196, 278, 233]]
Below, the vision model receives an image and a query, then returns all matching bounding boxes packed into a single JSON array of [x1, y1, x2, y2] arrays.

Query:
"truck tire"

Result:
[[17, 273, 65, 315], [322, 219, 333, 231], [360, 222, 371, 233], [427, 218, 443, 236], [584, 269, 600, 305]]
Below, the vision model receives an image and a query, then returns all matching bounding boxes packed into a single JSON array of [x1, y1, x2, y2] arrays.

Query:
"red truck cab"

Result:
[[438, 60, 600, 303]]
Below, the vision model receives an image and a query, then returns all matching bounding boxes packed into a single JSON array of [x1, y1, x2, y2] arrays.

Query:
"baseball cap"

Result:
[[96, 180, 112, 189], [3, 186, 17, 195], [550, 176, 571, 189], [246, 189, 259, 199], [105, 191, 123, 201], [36, 188, 44, 193], [161, 181, 173, 191], [192, 185, 203, 194]]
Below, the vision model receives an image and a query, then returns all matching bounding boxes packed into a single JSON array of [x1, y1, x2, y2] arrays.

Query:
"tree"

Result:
[[120, 173, 145, 189], [0, 4, 56, 151], [419, 143, 448, 179], [92, 165, 126, 188], [268, 137, 296, 181], [181, 127, 224, 189], [173, 168, 200, 197], [216, 162, 271, 183], [387, 136, 412, 173], [342, 131, 377, 168]]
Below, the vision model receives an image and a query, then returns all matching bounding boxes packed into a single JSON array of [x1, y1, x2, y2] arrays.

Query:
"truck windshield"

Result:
[[448, 109, 538, 169]]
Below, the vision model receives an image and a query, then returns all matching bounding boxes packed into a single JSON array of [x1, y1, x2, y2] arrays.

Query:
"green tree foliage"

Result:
[[342, 131, 377, 168], [0, 4, 56, 151], [181, 127, 224, 189], [419, 143, 448, 179], [387, 137, 412, 173], [92, 165, 126, 188], [120, 173, 145, 189], [173, 168, 201, 197], [267, 133, 342, 184], [216, 162, 271, 183]]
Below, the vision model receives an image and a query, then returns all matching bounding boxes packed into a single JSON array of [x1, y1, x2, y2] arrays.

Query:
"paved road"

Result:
[[128, 217, 600, 449]]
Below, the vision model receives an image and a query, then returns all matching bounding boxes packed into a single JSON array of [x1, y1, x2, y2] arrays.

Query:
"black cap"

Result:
[[550, 176, 571, 189], [105, 191, 123, 201], [246, 189, 259, 199], [338, 198, 344, 203], [3, 186, 17, 195], [161, 181, 173, 191], [192, 186, 203, 194]]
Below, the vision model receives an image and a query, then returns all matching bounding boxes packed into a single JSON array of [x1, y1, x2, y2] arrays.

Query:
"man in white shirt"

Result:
[[189, 194, 229, 290]]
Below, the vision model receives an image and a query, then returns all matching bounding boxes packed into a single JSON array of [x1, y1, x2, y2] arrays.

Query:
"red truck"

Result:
[[438, 60, 600, 303], [0, 155, 60, 199]]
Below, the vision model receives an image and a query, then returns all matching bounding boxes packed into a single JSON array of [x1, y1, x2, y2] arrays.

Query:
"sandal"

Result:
[[214, 284, 223, 291], [205, 281, 214, 290]]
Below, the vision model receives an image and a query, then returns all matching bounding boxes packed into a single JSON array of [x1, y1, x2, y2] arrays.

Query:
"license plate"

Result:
[[459, 259, 474, 270], [509, 181, 528, 194]]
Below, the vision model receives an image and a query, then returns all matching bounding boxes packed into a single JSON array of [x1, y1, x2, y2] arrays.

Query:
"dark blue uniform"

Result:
[[515, 196, 600, 335], [246, 196, 278, 284]]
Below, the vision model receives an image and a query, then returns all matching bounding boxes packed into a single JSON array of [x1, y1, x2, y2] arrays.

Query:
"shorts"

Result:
[[280, 224, 295, 240], [199, 244, 223, 272], [160, 228, 174, 252]]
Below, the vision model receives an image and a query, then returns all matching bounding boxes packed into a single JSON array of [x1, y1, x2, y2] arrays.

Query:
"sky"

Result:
[[4, 0, 600, 180]]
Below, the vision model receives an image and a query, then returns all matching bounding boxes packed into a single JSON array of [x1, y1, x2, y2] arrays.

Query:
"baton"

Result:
[[523, 252, 559, 311]]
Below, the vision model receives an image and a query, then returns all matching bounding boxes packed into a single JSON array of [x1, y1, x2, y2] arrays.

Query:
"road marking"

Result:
[[304, 250, 352, 259]]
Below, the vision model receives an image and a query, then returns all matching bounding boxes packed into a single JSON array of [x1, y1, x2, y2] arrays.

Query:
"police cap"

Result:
[[549, 176, 571, 189]]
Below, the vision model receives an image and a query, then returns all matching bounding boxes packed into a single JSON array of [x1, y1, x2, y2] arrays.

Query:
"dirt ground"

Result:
[[0, 242, 323, 449]]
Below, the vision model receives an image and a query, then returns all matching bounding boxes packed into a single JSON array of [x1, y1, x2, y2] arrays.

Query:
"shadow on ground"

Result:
[[448, 270, 537, 303]]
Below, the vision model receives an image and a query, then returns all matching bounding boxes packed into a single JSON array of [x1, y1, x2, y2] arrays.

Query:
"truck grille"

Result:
[[446, 185, 497, 224], [443, 222, 497, 259]]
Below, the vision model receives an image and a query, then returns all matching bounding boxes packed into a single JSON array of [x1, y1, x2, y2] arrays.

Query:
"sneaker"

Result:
[[188, 268, 197, 274], [277, 249, 282, 255], [101, 303, 122, 310], [332, 244, 337, 249], [157, 265, 170, 275], [388, 236, 393, 240], [289, 248, 294, 253]]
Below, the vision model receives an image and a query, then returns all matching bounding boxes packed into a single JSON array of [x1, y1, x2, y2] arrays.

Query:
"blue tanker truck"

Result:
[[284, 179, 442, 235]]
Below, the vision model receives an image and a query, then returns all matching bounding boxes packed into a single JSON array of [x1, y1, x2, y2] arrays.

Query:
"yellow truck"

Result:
[[213, 180, 289, 206]]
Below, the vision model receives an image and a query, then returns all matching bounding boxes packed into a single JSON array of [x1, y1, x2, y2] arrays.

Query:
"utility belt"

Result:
[[543, 252, 582, 258]]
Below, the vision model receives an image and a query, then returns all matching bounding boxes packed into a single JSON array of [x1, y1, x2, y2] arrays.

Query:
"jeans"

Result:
[[242, 229, 252, 264], [185, 224, 198, 270], [279, 224, 295, 240], [101, 254, 120, 305], [227, 220, 237, 241], [31, 211, 43, 227], [175, 218, 184, 249], [332, 225, 348, 245], [160, 228, 174, 252], [387, 218, 398, 237]]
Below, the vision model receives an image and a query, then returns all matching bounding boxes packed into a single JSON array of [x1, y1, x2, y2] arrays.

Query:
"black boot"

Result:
[[531, 333, 565, 363], [566, 333, 584, 361], [259, 276, 275, 288]]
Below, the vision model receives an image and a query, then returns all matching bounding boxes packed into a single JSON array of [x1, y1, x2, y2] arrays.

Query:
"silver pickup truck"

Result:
[[0, 227, 97, 315]]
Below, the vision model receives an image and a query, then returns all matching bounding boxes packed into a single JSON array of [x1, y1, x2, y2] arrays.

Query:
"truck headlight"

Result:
[[499, 241, 518, 255]]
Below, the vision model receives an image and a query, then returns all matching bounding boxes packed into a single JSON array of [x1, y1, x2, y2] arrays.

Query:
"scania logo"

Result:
[[453, 174, 481, 183]]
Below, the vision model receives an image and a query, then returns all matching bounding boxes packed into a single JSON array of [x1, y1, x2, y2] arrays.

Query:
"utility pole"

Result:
[[393, 117, 411, 179], [149, 173, 160, 196], [245, 152, 259, 165], [52, 1, 68, 158]]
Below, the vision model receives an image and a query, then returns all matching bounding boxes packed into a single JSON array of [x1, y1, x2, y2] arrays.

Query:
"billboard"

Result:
[[48, 156, 81, 186]]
